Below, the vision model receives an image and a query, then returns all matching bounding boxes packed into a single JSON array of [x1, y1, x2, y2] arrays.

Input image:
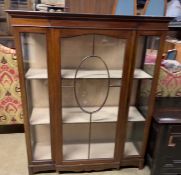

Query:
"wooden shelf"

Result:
[[25, 68, 152, 79], [124, 142, 139, 156], [30, 106, 145, 125], [63, 143, 88, 160], [33, 142, 51, 160], [63, 142, 114, 160]]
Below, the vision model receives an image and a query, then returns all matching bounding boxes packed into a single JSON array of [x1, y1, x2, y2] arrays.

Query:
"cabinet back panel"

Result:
[[61, 35, 126, 70], [63, 123, 116, 143], [21, 33, 47, 69], [31, 125, 51, 143], [30, 80, 49, 107]]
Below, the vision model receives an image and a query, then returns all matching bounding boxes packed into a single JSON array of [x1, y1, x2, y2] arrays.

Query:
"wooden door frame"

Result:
[[137, 31, 167, 158], [12, 27, 55, 166], [54, 28, 135, 168]]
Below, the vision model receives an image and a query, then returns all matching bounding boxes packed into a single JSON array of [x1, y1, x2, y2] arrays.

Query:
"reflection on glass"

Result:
[[137, 36, 160, 116], [61, 34, 126, 160], [31, 125, 51, 160], [124, 122, 144, 157], [90, 123, 116, 159], [124, 36, 160, 157], [21, 33, 51, 161], [63, 124, 89, 160]]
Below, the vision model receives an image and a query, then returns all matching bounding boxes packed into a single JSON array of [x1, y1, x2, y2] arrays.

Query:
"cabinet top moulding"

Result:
[[7, 10, 172, 31]]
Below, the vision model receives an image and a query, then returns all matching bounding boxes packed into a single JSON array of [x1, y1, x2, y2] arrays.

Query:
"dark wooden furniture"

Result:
[[7, 10, 172, 174], [147, 97, 181, 175]]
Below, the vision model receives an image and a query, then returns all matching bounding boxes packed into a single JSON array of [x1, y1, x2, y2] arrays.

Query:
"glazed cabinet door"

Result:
[[124, 33, 164, 161], [17, 30, 53, 163], [56, 30, 134, 166]]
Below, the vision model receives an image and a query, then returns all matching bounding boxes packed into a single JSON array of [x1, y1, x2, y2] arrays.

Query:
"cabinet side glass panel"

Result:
[[136, 36, 160, 116], [21, 33, 52, 161], [61, 34, 126, 160], [124, 36, 160, 157]]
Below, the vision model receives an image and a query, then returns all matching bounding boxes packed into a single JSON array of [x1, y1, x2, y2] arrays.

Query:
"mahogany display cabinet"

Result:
[[7, 10, 172, 174]]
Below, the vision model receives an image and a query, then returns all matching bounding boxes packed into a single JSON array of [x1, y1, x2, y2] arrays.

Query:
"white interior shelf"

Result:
[[63, 143, 88, 160], [25, 68, 152, 79], [33, 142, 51, 160], [26, 68, 48, 79], [128, 107, 145, 122], [63, 142, 114, 160], [62, 69, 152, 79], [33, 141, 139, 161], [63, 141, 138, 160], [30, 108, 50, 125], [124, 142, 139, 156], [90, 142, 115, 159], [30, 106, 145, 125]]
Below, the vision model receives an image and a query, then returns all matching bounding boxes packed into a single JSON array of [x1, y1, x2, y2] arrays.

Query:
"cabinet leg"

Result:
[[139, 161, 144, 170], [28, 167, 33, 175]]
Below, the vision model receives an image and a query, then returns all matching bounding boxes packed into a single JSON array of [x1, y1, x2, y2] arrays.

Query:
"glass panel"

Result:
[[21, 33, 51, 161], [124, 36, 160, 157], [136, 36, 160, 116], [61, 34, 126, 160], [124, 122, 144, 157], [63, 124, 89, 160], [90, 123, 116, 159]]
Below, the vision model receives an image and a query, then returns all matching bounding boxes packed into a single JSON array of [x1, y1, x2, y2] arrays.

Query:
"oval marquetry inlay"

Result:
[[74, 56, 110, 114]]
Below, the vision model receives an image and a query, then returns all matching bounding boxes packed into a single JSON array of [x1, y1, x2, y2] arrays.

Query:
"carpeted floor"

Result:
[[0, 133, 150, 175]]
